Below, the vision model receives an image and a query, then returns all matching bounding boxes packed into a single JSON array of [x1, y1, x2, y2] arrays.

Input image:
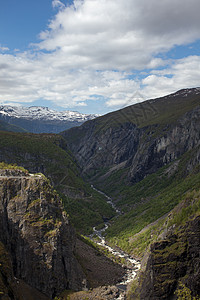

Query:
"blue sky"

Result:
[[0, 0, 200, 114]]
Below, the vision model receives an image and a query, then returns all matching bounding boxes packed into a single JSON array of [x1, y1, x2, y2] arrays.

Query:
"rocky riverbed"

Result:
[[91, 186, 141, 299]]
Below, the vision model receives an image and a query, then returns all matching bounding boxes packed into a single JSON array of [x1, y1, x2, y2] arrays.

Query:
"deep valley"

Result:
[[0, 88, 200, 299]]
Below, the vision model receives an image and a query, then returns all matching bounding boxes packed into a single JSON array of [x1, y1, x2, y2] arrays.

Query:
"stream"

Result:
[[91, 185, 141, 299]]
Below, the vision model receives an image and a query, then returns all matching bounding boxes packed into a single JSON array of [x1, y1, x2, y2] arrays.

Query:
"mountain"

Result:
[[128, 192, 200, 299], [0, 105, 98, 133], [0, 132, 115, 234], [0, 166, 85, 299], [0, 88, 200, 299], [61, 87, 200, 185], [61, 87, 200, 299], [0, 164, 124, 299]]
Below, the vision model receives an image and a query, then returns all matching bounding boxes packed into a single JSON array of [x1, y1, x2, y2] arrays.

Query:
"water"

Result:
[[91, 185, 141, 299], [91, 185, 122, 214]]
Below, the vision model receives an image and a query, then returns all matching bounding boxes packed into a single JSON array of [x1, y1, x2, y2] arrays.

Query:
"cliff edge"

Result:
[[0, 168, 85, 299]]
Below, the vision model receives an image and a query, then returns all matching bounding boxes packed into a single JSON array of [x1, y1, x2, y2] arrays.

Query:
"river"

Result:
[[91, 185, 141, 299]]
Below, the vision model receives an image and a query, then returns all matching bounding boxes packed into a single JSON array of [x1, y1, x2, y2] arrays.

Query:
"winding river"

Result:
[[91, 185, 141, 299]]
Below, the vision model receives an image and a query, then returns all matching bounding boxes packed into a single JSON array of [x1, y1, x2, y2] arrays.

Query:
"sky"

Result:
[[0, 0, 200, 115]]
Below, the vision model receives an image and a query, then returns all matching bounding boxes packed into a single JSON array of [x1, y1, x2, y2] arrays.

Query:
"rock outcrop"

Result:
[[61, 90, 200, 187], [0, 170, 85, 299], [132, 215, 200, 300]]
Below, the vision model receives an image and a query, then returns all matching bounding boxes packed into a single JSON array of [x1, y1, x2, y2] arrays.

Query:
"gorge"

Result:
[[0, 88, 200, 299]]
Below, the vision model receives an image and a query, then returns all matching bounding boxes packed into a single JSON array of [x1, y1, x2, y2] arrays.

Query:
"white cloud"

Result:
[[52, 0, 65, 9], [0, 46, 9, 52], [142, 56, 200, 99], [37, 0, 200, 71], [0, 0, 200, 110]]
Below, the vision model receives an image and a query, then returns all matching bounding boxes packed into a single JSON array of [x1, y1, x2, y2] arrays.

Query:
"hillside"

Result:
[[0, 165, 124, 300], [0, 88, 200, 299], [0, 132, 115, 234], [61, 88, 200, 184], [61, 88, 200, 299], [128, 190, 200, 299], [61, 87, 200, 237]]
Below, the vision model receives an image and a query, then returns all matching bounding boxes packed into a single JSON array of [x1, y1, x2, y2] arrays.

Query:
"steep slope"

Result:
[[61, 88, 200, 299], [0, 133, 115, 234], [0, 167, 85, 299], [61, 88, 200, 234], [0, 105, 98, 133], [61, 88, 200, 186], [128, 189, 200, 299]]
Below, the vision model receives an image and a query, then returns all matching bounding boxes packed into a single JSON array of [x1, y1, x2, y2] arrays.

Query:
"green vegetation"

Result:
[[0, 162, 28, 173], [0, 131, 115, 234], [60, 190, 115, 234], [64, 90, 200, 143], [93, 90, 200, 133], [175, 282, 200, 300], [104, 152, 200, 255]]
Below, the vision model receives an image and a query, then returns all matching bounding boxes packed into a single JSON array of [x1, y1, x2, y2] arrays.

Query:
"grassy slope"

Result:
[[0, 131, 115, 234], [105, 147, 200, 255], [64, 89, 200, 143], [95, 89, 200, 129], [61, 89, 200, 246], [127, 191, 200, 299]]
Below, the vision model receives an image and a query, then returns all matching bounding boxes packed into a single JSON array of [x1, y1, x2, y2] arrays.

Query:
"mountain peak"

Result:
[[0, 105, 99, 122], [0, 105, 100, 133]]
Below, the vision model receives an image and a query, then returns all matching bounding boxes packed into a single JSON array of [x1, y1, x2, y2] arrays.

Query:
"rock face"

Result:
[[61, 89, 200, 187], [134, 216, 200, 300], [0, 170, 85, 299]]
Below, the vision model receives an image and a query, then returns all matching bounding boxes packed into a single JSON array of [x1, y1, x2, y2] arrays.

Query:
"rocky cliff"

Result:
[[130, 212, 200, 299], [61, 88, 200, 299], [61, 88, 200, 189], [0, 133, 116, 235], [0, 169, 85, 299]]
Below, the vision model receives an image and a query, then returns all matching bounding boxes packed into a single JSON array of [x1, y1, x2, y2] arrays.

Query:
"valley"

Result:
[[91, 186, 141, 299], [0, 88, 200, 299]]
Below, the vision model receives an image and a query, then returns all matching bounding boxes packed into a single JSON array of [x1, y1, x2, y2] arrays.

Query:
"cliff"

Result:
[[129, 193, 200, 299], [61, 88, 200, 188], [0, 133, 116, 234], [0, 169, 85, 299], [60, 88, 200, 299]]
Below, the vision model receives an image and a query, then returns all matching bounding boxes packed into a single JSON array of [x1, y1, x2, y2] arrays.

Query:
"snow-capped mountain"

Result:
[[0, 105, 98, 122], [0, 105, 99, 134]]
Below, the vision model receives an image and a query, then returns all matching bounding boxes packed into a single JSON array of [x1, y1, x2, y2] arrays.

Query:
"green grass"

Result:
[[105, 155, 200, 254], [63, 89, 200, 143], [93, 90, 200, 133], [58, 189, 115, 234], [0, 162, 28, 173], [0, 131, 116, 234]]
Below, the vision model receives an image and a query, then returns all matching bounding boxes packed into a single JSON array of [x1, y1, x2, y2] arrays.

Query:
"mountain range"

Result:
[[0, 88, 200, 299], [0, 105, 98, 133]]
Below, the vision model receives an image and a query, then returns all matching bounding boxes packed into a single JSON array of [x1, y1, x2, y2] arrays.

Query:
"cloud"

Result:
[[142, 56, 200, 99], [52, 0, 65, 9], [0, 0, 200, 110], [0, 46, 9, 52], [38, 0, 200, 71]]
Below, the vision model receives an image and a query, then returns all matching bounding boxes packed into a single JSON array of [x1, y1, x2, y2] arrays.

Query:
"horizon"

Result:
[[1, 0, 200, 114], [1, 87, 200, 116]]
